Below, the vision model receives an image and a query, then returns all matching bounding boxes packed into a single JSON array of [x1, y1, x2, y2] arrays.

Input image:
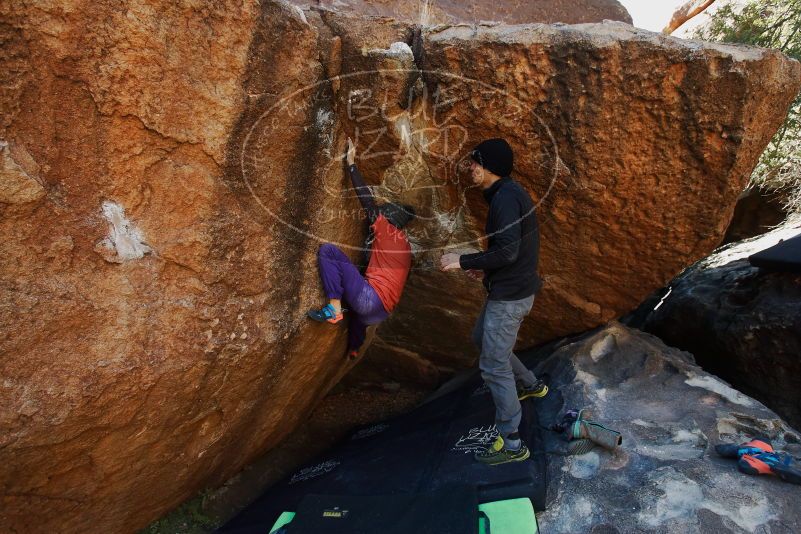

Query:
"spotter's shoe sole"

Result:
[[518, 384, 548, 401]]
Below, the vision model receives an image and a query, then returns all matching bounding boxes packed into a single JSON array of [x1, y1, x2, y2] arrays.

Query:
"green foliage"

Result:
[[141, 490, 219, 534], [696, 0, 801, 213]]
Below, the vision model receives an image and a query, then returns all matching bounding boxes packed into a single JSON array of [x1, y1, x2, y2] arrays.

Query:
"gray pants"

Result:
[[472, 294, 537, 438]]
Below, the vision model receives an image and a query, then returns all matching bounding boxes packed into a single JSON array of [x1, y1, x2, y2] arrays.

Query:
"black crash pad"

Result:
[[285, 487, 479, 534], [749, 232, 801, 273], [218, 368, 547, 533]]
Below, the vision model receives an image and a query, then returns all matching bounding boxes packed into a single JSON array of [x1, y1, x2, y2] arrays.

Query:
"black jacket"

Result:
[[459, 176, 541, 301]]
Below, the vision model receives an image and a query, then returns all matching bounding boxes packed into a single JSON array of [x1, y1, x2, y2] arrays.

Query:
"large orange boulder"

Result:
[[371, 23, 801, 373], [0, 2, 375, 532], [289, 0, 632, 25], [0, 1, 798, 532]]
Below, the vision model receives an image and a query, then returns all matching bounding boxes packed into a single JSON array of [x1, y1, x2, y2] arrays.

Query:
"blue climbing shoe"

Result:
[[307, 304, 344, 324]]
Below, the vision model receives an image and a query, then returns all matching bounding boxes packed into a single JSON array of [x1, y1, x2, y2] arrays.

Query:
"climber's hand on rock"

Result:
[[440, 252, 462, 271], [346, 137, 356, 166]]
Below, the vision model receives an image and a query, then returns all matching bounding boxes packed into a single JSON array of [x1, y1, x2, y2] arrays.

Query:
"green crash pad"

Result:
[[269, 511, 295, 533], [479, 498, 538, 534], [268, 498, 538, 534]]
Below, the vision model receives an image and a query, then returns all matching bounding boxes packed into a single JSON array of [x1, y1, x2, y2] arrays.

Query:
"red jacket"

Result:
[[365, 214, 411, 312]]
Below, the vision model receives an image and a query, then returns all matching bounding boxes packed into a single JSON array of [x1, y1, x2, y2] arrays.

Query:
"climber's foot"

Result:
[[307, 303, 344, 324], [518, 379, 548, 401]]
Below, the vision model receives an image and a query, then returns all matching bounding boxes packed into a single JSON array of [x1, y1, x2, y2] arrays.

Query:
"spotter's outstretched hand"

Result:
[[440, 252, 462, 271]]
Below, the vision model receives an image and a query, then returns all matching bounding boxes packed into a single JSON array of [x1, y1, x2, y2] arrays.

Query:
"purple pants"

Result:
[[317, 243, 389, 351]]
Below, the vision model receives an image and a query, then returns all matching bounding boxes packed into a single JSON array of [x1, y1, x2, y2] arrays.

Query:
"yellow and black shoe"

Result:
[[474, 436, 530, 465], [518, 379, 548, 401]]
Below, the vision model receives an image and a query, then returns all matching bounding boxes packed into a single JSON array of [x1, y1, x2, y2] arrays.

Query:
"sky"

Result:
[[617, 0, 725, 36]]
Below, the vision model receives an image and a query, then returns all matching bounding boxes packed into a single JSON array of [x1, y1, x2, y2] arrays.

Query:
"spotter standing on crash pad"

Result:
[[441, 138, 547, 465], [308, 138, 416, 358]]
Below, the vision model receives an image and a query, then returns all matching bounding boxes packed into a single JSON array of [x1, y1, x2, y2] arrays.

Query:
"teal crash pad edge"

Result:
[[269, 511, 295, 533]]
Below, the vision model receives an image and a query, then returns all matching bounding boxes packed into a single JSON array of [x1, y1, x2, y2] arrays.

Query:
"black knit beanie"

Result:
[[470, 138, 513, 177]]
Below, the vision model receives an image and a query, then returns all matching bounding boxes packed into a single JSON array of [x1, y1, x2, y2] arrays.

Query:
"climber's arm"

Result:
[[345, 137, 378, 221], [459, 197, 522, 270], [348, 163, 378, 220]]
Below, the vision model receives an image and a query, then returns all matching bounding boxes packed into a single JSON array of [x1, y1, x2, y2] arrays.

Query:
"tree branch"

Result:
[[663, 0, 718, 34]]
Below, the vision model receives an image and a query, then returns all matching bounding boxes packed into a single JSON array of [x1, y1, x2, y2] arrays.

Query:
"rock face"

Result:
[[643, 224, 801, 430], [289, 0, 633, 25], [531, 322, 801, 534], [0, 140, 45, 204], [0, 1, 799, 532], [0, 3, 365, 533], [371, 23, 801, 372]]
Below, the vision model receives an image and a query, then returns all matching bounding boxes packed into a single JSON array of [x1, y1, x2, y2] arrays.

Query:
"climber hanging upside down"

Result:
[[307, 137, 416, 358]]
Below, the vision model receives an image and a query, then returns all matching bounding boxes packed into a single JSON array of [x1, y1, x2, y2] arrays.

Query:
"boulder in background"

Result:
[[643, 224, 801, 429]]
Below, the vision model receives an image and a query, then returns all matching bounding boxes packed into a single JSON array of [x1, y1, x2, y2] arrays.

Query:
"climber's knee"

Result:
[[318, 243, 337, 257]]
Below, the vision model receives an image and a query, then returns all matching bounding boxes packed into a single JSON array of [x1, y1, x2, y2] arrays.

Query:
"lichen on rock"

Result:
[[95, 200, 153, 263]]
